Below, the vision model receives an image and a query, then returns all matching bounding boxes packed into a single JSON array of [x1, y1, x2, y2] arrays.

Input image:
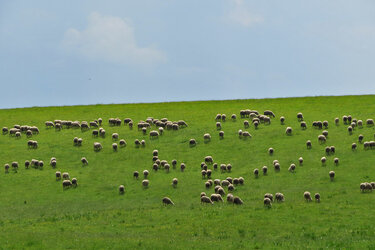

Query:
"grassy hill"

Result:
[[1, 95, 375, 249]]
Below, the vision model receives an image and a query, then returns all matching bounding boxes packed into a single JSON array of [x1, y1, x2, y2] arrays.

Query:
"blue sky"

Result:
[[0, 0, 374, 108]]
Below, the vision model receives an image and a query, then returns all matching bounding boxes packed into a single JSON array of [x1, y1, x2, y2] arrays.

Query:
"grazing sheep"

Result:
[[213, 163, 218, 170], [329, 171, 335, 181], [216, 122, 221, 130], [233, 196, 243, 205], [352, 143, 357, 150], [306, 140, 312, 149], [189, 139, 196, 146], [244, 120, 249, 128], [152, 150, 159, 157], [264, 197, 272, 207], [275, 193, 284, 202], [180, 163, 186, 172], [231, 114, 237, 121], [285, 127, 292, 135], [274, 162, 280, 171], [360, 183, 367, 192], [205, 156, 213, 164], [359, 134, 364, 143], [143, 170, 149, 179], [323, 121, 329, 129], [366, 182, 373, 192], [335, 118, 339, 125], [215, 114, 222, 121], [334, 158, 339, 165], [25, 160, 30, 169], [348, 126, 353, 134], [314, 193, 321, 202], [112, 143, 118, 151], [330, 146, 335, 154], [288, 164, 296, 172], [325, 146, 331, 155], [318, 135, 326, 144], [211, 194, 223, 202], [4, 163, 9, 173], [142, 127, 147, 135], [45, 121, 54, 128], [242, 131, 251, 138], [133, 171, 139, 179], [233, 178, 239, 185], [299, 157, 303, 165], [322, 130, 328, 137], [366, 119, 374, 126], [11, 162, 19, 171], [38, 161, 44, 168], [268, 148, 274, 155], [297, 112, 304, 121], [134, 139, 140, 147], [219, 131, 224, 139], [358, 120, 363, 127], [119, 185, 125, 194], [321, 157, 327, 165], [371, 182, 375, 189], [228, 184, 235, 192], [50, 159, 57, 168], [164, 164, 170, 172], [254, 168, 259, 178], [26, 130, 32, 137], [112, 133, 119, 140], [201, 196, 213, 204], [280, 116, 285, 124], [162, 197, 174, 205], [227, 164, 232, 172], [207, 169, 212, 178], [203, 133, 211, 141], [264, 110, 275, 118], [220, 164, 227, 173], [200, 192, 207, 198], [62, 180, 72, 189], [81, 157, 88, 165], [226, 193, 234, 203], [262, 166, 268, 175], [142, 179, 149, 188], [300, 121, 307, 130], [171, 159, 177, 168], [93, 142, 102, 151], [71, 178, 77, 187], [304, 191, 312, 202], [119, 139, 127, 147], [217, 187, 225, 196], [55, 171, 61, 180], [149, 130, 159, 138], [153, 164, 158, 171], [2, 127, 8, 134], [100, 129, 106, 137], [238, 177, 244, 185], [92, 130, 99, 137], [343, 115, 348, 124], [201, 170, 207, 178], [27, 140, 38, 149], [62, 172, 70, 180]]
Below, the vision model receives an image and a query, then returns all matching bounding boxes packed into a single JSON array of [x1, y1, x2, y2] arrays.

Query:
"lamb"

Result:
[[133, 171, 139, 179], [275, 193, 284, 202], [203, 133, 211, 141], [329, 171, 335, 181], [112, 133, 119, 140], [62, 180, 72, 189], [216, 122, 221, 130], [297, 112, 304, 121], [201, 196, 213, 204], [268, 148, 274, 155], [233, 196, 243, 205], [262, 166, 268, 175], [264, 197, 272, 207], [304, 191, 312, 201], [142, 179, 149, 188], [119, 139, 127, 147], [285, 127, 292, 135], [189, 139, 196, 146], [162, 197, 174, 205], [119, 185, 125, 194], [143, 170, 149, 179], [314, 193, 321, 202], [93, 142, 102, 151], [254, 168, 259, 178], [334, 157, 339, 166], [55, 171, 61, 180], [306, 140, 312, 149], [219, 131, 224, 139]]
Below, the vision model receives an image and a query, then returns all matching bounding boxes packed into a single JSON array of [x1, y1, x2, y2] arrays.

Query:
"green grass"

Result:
[[1, 95, 375, 249]]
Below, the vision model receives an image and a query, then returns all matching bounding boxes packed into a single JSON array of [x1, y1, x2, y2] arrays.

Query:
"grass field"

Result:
[[1, 95, 375, 249]]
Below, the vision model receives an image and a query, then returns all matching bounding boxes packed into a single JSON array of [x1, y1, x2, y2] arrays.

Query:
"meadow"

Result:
[[1, 95, 375, 249]]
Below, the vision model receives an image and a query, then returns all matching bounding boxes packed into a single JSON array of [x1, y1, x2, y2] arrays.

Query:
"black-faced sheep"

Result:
[[94, 142, 102, 151], [306, 140, 312, 149], [329, 171, 335, 181], [180, 163, 186, 172], [201, 196, 213, 204], [62, 180, 72, 189], [142, 179, 149, 188], [254, 168, 259, 178], [268, 148, 274, 155], [119, 185, 125, 194], [233, 196, 243, 205], [133, 171, 139, 179], [264, 197, 272, 207], [304, 191, 312, 201], [285, 127, 292, 135], [262, 166, 268, 175], [162, 197, 174, 205], [314, 193, 320, 202]]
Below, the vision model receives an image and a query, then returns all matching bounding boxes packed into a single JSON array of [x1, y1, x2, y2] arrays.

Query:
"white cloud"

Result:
[[62, 12, 166, 65], [228, 0, 263, 27]]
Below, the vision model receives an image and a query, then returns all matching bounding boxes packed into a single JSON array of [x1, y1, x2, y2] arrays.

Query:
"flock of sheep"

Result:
[[2, 108, 375, 207]]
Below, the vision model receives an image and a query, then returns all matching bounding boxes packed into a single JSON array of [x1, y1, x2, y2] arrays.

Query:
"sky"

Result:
[[0, 0, 374, 109]]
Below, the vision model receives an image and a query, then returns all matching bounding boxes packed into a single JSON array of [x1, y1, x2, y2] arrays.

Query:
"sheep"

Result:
[[27, 140, 38, 149], [348, 126, 353, 134], [325, 146, 331, 155], [288, 164, 296, 172], [306, 140, 312, 149], [329, 171, 335, 181], [80, 157, 88, 166], [50, 160, 57, 168], [264, 197, 272, 207], [201, 196, 213, 204], [323, 121, 329, 129], [90, 121, 98, 128], [285, 127, 292, 135], [242, 131, 251, 138], [238, 177, 244, 185], [164, 164, 170, 172], [371, 182, 375, 189], [55, 171, 61, 180], [112, 133, 119, 140], [275, 193, 284, 202], [62, 180, 72, 189], [143, 170, 149, 179], [178, 120, 188, 127], [119, 185, 125, 194], [45, 121, 54, 128], [207, 169, 212, 178], [149, 130, 159, 139], [334, 157, 339, 166], [299, 157, 303, 165], [233, 196, 243, 205], [142, 127, 147, 135], [268, 148, 274, 155], [4, 163, 10, 173], [205, 156, 213, 164], [300, 121, 307, 130], [254, 168, 259, 178], [318, 135, 326, 144], [62, 172, 70, 180], [343, 115, 348, 124], [314, 193, 321, 202], [200, 192, 207, 198], [233, 178, 239, 185], [133, 171, 139, 179], [322, 130, 328, 137], [142, 179, 149, 188], [217, 187, 225, 196], [226, 193, 234, 203], [238, 129, 243, 138], [231, 114, 237, 120], [213, 163, 218, 170], [153, 164, 158, 171], [112, 143, 118, 151], [264, 110, 275, 118], [274, 162, 280, 171], [262, 166, 268, 175], [358, 120, 363, 127], [226, 177, 233, 184], [366, 119, 374, 126], [203, 133, 211, 141], [214, 179, 221, 186], [26, 130, 32, 137], [93, 142, 102, 151], [220, 164, 227, 173], [321, 157, 327, 165], [297, 112, 304, 121], [304, 191, 312, 202], [201, 170, 207, 178], [2, 127, 8, 134], [135, 139, 140, 147], [227, 164, 232, 172], [162, 197, 174, 205], [92, 130, 99, 137], [360, 183, 366, 192], [279, 116, 285, 125], [228, 184, 235, 192], [366, 182, 373, 192], [216, 122, 221, 130], [219, 131, 224, 139], [38, 161, 44, 168], [359, 134, 364, 143], [244, 120, 249, 128], [364, 141, 370, 150], [25, 160, 30, 169], [189, 139, 196, 146], [211, 194, 224, 202], [71, 178, 77, 187], [100, 129, 106, 137], [119, 139, 127, 147], [335, 118, 339, 125], [215, 114, 222, 120], [180, 163, 186, 172]]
